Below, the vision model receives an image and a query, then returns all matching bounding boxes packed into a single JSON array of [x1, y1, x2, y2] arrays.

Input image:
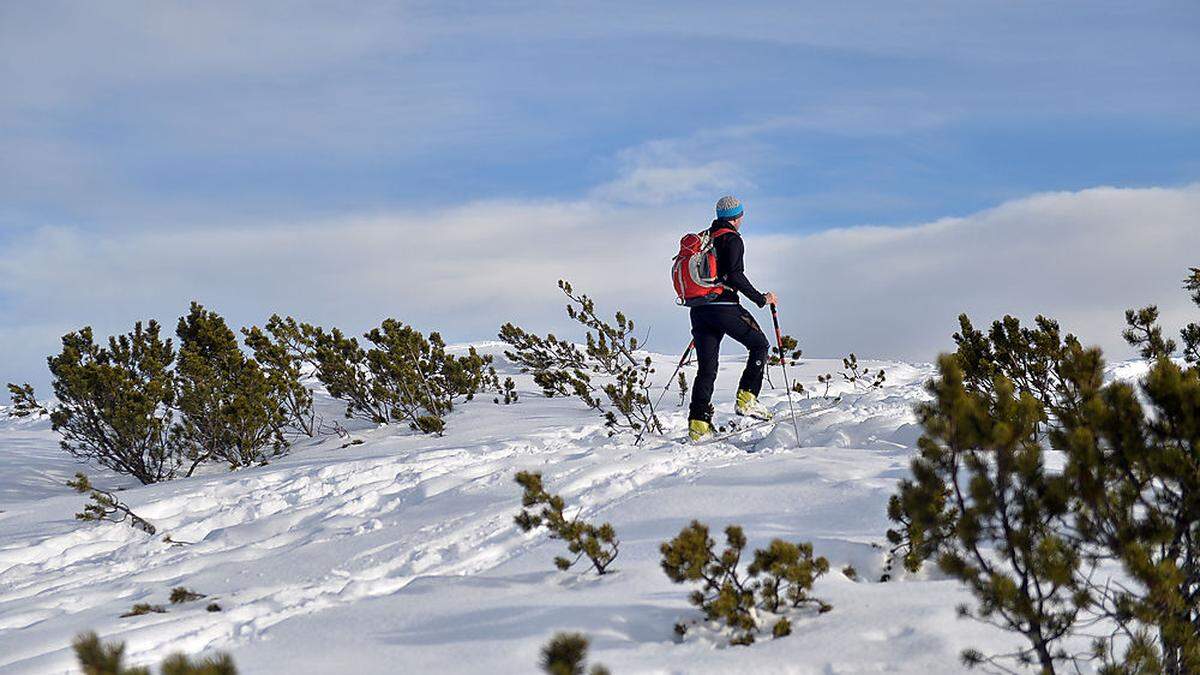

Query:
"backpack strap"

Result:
[[706, 227, 738, 293]]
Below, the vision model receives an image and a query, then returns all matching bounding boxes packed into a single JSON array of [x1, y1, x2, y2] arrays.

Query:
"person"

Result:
[[686, 196, 778, 441]]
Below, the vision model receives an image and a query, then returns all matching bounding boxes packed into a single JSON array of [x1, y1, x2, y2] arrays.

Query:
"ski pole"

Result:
[[635, 339, 695, 445], [770, 304, 802, 445]]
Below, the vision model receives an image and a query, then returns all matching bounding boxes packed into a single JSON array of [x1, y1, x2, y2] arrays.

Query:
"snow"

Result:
[[0, 347, 1051, 673]]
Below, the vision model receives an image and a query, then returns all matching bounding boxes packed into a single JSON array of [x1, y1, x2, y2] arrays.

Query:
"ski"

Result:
[[692, 417, 779, 445], [675, 400, 840, 446]]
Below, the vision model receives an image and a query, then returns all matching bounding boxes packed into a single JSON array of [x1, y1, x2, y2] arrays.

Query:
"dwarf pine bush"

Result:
[[660, 520, 829, 646], [885, 313, 1084, 581], [496, 376, 519, 405], [5, 382, 46, 418], [172, 303, 291, 474], [48, 321, 180, 484], [499, 280, 662, 438], [44, 305, 497, 473], [899, 357, 1086, 673], [840, 353, 886, 391], [44, 306, 312, 483], [67, 473, 156, 535], [886, 267, 1200, 673], [514, 471, 619, 575], [120, 603, 166, 618], [362, 319, 498, 433], [282, 317, 498, 434], [242, 315, 317, 437], [539, 632, 610, 675], [169, 587, 205, 604], [768, 334, 802, 367], [748, 539, 831, 614], [73, 631, 237, 675]]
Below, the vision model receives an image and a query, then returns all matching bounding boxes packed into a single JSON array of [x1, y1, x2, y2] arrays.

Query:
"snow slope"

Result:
[[0, 347, 1047, 674]]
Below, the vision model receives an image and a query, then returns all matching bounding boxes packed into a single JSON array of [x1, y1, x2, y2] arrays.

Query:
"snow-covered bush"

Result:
[[172, 303, 291, 473], [73, 631, 237, 674], [660, 520, 829, 646], [539, 632, 610, 675], [499, 279, 662, 438], [48, 321, 180, 484], [5, 382, 46, 418], [514, 471, 619, 575], [67, 473, 156, 535]]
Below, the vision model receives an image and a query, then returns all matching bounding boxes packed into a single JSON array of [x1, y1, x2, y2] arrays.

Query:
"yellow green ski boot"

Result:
[[688, 419, 714, 442], [736, 390, 773, 421]]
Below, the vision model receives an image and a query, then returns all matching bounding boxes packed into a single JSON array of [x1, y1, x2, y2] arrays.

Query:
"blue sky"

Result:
[[2, 1, 1199, 394]]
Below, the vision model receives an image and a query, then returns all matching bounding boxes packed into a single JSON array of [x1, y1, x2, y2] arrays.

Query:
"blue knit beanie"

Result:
[[715, 195, 743, 220]]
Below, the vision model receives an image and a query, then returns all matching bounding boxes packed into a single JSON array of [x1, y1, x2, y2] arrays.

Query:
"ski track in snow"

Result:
[[0, 350, 956, 673]]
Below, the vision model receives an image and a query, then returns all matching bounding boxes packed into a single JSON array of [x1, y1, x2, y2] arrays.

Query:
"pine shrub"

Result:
[[362, 320, 497, 433], [294, 318, 498, 433], [514, 471, 619, 575], [1056, 345, 1200, 672], [769, 334, 802, 367], [539, 632, 610, 675], [496, 376, 519, 405], [660, 520, 828, 645], [73, 631, 148, 675], [840, 353, 886, 391], [886, 269, 1200, 672], [242, 315, 317, 437], [120, 603, 166, 618], [499, 279, 662, 438], [898, 356, 1085, 673], [748, 539, 831, 613], [68, 473, 156, 534], [5, 382, 46, 418], [881, 488, 955, 582], [172, 303, 291, 474], [886, 313, 1084, 579], [169, 587, 205, 604], [48, 321, 179, 484], [73, 631, 237, 675]]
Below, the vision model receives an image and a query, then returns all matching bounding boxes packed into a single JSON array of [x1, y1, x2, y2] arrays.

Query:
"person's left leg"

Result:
[[725, 306, 770, 396]]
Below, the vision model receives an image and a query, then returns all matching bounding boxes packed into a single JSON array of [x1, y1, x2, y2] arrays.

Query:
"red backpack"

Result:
[[671, 227, 736, 306]]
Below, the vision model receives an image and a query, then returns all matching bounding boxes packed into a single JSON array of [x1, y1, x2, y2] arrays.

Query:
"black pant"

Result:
[[688, 304, 770, 421]]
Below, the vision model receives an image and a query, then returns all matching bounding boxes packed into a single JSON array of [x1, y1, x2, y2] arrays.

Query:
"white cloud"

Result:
[[761, 184, 1200, 360], [3, 184, 1198, 395], [591, 162, 746, 206]]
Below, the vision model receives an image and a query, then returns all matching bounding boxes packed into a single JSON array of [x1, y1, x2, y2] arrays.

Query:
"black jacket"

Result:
[[708, 219, 767, 307]]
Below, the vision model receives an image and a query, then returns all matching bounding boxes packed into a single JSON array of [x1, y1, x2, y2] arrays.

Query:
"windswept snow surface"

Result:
[[1, 347, 1040, 674]]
